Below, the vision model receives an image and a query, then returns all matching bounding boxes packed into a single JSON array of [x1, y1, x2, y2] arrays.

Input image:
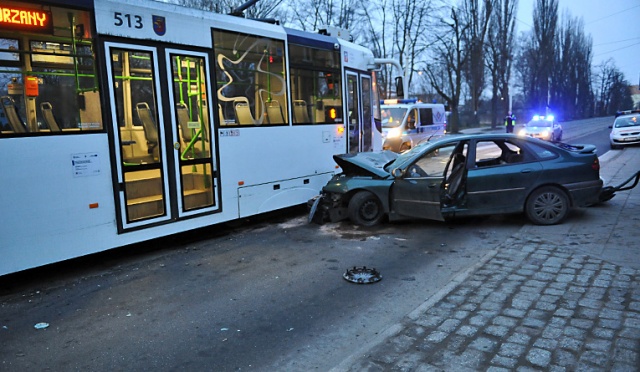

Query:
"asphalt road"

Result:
[[0, 117, 616, 371], [1, 212, 524, 370], [559, 117, 612, 156]]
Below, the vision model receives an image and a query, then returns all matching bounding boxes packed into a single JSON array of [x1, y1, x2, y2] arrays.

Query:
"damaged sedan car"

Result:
[[309, 134, 603, 226]]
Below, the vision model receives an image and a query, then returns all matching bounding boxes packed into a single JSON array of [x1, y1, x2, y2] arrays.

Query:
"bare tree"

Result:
[[423, 5, 470, 133], [175, 0, 285, 19], [486, 0, 517, 128], [287, 0, 361, 34], [360, 0, 395, 98], [461, 0, 493, 126], [530, 0, 558, 113], [175, 0, 231, 13], [549, 11, 593, 120], [390, 0, 436, 93], [593, 60, 633, 116]]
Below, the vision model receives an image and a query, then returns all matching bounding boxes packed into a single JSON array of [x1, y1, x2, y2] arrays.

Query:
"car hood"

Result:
[[333, 151, 397, 178]]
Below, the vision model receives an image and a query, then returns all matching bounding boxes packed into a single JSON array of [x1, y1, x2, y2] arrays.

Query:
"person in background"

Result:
[[505, 111, 516, 133]]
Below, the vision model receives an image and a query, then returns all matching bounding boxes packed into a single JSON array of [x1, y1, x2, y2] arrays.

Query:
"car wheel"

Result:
[[557, 131, 562, 141], [610, 143, 622, 150], [525, 186, 570, 225], [348, 191, 384, 226]]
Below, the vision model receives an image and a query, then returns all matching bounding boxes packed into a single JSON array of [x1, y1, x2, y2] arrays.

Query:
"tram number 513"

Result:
[[114, 12, 143, 29]]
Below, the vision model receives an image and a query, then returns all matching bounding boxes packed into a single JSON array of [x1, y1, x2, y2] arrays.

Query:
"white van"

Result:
[[381, 99, 447, 152]]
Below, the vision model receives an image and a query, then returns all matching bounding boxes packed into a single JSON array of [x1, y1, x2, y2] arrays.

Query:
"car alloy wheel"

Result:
[[525, 186, 569, 225]]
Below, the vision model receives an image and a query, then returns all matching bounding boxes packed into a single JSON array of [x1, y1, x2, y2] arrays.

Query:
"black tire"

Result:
[[348, 191, 385, 226], [610, 143, 622, 150], [525, 186, 570, 225]]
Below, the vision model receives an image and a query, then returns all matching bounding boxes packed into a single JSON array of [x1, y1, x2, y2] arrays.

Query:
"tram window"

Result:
[[0, 5, 102, 136], [0, 39, 20, 63], [213, 30, 288, 126], [170, 54, 212, 161], [288, 44, 342, 125], [110, 49, 162, 164]]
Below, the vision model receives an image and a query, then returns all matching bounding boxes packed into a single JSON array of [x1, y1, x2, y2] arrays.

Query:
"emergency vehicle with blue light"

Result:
[[380, 99, 447, 152]]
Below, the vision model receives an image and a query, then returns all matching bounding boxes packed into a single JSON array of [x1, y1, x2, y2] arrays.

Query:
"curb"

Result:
[[329, 244, 505, 372]]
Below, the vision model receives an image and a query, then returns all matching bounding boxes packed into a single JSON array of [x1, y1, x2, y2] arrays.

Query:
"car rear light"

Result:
[[592, 157, 600, 171]]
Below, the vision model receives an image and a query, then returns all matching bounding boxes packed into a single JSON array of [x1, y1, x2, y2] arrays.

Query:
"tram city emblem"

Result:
[[152, 15, 166, 36]]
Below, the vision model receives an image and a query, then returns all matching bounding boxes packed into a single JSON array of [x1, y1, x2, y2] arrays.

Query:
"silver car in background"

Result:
[[610, 110, 640, 149]]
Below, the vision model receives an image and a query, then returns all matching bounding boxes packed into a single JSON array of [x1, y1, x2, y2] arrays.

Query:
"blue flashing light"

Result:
[[399, 98, 418, 104], [381, 98, 418, 105]]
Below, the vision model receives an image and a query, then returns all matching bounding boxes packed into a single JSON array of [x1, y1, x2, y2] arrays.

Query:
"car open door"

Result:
[[391, 142, 462, 221]]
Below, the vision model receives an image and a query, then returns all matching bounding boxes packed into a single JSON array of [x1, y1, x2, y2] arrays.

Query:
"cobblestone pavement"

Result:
[[332, 147, 640, 371], [342, 235, 640, 371]]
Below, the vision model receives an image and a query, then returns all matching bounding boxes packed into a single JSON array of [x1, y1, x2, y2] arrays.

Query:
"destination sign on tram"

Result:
[[0, 6, 52, 33]]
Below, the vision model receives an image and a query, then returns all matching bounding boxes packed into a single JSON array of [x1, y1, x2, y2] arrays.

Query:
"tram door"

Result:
[[346, 71, 374, 154], [105, 43, 218, 230], [165, 49, 218, 219]]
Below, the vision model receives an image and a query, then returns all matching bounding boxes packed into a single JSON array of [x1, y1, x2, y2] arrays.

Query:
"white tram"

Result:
[[0, 0, 391, 275]]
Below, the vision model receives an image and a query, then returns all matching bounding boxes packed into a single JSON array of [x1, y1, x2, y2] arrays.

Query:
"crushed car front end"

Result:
[[308, 174, 394, 223], [308, 151, 398, 224]]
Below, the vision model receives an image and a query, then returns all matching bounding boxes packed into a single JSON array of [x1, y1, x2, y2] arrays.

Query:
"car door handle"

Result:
[[521, 169, 533, 173]]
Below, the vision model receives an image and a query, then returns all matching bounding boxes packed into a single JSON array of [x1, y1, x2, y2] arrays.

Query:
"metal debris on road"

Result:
[[343, 266, 382, 284]]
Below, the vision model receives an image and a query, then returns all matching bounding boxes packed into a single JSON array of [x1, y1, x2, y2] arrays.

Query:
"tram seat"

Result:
[[1, 96, 28, 133], [40, 102, 62, 132], [177, 102, 199, 144], [293, 100, 310, 123], [266, 101, 285, 124], [135, 102, 159, 154], [235, 102, 255, 125]]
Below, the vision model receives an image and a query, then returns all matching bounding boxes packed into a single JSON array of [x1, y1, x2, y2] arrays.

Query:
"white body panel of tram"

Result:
[[0, 0, 381, 276]]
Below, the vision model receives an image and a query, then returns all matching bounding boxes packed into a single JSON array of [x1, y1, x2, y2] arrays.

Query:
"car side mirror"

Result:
[[392, 168, 404, 178]]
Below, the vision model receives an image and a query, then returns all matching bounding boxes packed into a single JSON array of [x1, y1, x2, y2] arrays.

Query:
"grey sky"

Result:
[[517, 0, 640, 85]]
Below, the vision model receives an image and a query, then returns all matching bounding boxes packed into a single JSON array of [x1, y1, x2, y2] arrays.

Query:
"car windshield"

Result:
[[614, 115, 640, 128], [381, 107, 407, 128], [383, 140, 434, 170]]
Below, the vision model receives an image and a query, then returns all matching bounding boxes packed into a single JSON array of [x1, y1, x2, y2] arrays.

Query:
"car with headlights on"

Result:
[[518, 115, 563, 141], [309, 134, 603, 226], [609, 110, 640, 149]]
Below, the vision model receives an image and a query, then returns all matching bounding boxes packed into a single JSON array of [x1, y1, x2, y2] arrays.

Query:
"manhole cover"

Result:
[[343, 266, 382, 284]]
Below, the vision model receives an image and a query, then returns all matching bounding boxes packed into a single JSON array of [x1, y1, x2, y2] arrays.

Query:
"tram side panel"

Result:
[[0, 135, 119, 275], [217, 125, 345, 218]]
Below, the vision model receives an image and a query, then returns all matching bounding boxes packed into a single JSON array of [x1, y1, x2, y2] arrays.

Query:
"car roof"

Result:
[[418, 133, 562, 151], [615, 109, 640, 118], [615, 112, 639, 119]]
